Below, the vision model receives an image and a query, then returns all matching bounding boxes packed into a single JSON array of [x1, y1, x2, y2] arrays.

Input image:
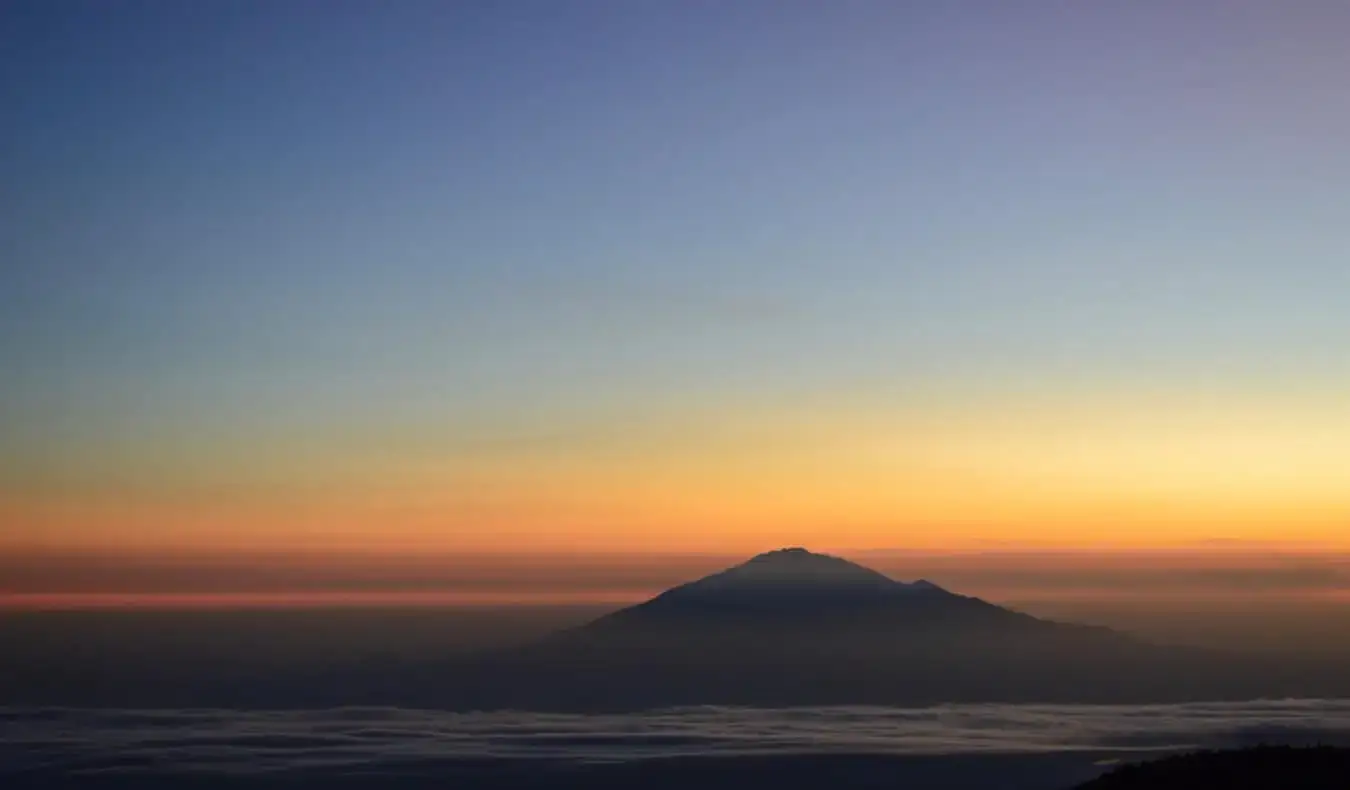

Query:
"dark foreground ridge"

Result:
[[1074, 745, 1350, 789], [10, 748, 1349, 790]]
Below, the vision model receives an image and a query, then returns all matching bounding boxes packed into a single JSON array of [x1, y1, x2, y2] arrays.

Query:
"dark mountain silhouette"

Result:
[[536, 547, 1121, 649], [6, 548, 1349, 710], [421, 548, 1335, 711], [1073, 745, 1350, 789]]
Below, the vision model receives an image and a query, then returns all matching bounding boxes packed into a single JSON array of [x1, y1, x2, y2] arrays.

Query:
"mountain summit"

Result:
[[709, 547, 901, 586], [639, 547, 944, 608], [565, 547, 1025, 632], [689, 547, 945, 591]]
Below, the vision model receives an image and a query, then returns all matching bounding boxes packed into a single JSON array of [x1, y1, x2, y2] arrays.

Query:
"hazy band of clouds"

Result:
[[3, 700, 1350, 776], [3, 550, 1347, 601]]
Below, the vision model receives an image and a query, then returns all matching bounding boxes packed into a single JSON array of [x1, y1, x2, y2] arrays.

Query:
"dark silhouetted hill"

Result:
[[1074, 745, 1350, 789], [427, 549, 1340, 710], [6, 549, 1350, 709]]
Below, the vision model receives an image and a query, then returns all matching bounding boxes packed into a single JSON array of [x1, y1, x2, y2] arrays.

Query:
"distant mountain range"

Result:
[[6, 548, 1349, 710], [426, 548, 1341, 711], [532, 547, 1134, 657]]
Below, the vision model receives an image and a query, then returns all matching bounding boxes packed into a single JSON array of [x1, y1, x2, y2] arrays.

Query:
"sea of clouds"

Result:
[[4, 700, 1350, 776]]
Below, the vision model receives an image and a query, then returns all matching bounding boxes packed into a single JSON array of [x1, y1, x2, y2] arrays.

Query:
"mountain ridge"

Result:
[[428, 547, 1253, 711], [545, 547, 1092, 637], [8, 548, 1349, 710]]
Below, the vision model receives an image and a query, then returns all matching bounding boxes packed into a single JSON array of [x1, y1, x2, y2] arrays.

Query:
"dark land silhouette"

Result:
[[4, 548, 1350, 710], [402, 548, 1350, 711], [5, 553, 1350, 789], [1074, 745, 1350, 789], [8, 747, 1349, 790]]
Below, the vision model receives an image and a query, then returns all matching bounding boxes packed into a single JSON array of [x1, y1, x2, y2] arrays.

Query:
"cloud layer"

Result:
[[5, 700, 1350, 776], [6, 549, 1349, 602]]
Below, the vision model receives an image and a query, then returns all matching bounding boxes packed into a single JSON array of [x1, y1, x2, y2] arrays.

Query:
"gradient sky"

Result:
[[4, 1, 1350, 589]]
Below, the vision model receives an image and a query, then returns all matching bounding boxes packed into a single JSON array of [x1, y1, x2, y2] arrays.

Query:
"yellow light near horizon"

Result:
[[2, 387, 1348, 555]]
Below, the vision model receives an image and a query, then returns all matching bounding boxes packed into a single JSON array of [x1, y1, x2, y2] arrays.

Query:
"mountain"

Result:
[[10, 549, 1341, 711], [539, 547, 1090, 646], [428, 548, 1307, 711]]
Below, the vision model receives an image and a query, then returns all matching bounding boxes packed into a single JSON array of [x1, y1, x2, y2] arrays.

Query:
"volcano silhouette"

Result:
[[425, 548, 1295, 711], [542, 547, 1061, 641], [26, 548, 1342, 710]]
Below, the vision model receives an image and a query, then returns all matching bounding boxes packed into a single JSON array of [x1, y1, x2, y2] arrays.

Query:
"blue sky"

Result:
[[4, 2, 1350, 556]]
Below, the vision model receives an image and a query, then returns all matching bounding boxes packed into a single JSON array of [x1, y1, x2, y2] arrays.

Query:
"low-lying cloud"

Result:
[[6, 549, 1349, 603], [4, 700, 1350, 776]]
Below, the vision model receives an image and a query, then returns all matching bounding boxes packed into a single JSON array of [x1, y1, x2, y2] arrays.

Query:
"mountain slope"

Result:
[[8, 549, 1346, 710], [544, 547, 1093, 645], [433, 548, 1274, 711]]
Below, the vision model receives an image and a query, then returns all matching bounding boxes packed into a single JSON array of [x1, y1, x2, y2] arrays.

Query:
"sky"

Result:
[[3, 2, 1350, 602]]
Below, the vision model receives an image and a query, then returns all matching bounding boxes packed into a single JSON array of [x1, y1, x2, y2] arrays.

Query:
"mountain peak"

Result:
[[627, 548, 906, 612], [743, 547, 851, 567], [735, 550, 947, 592], [724, 547, 896, 584], [490, 549, 1183, 712]]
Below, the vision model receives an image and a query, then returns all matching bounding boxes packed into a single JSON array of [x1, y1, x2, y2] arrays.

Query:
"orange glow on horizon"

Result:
[[5, 585, 1349, 612], [3, 387, 1349, 558], [0, 590, 649, 611]]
